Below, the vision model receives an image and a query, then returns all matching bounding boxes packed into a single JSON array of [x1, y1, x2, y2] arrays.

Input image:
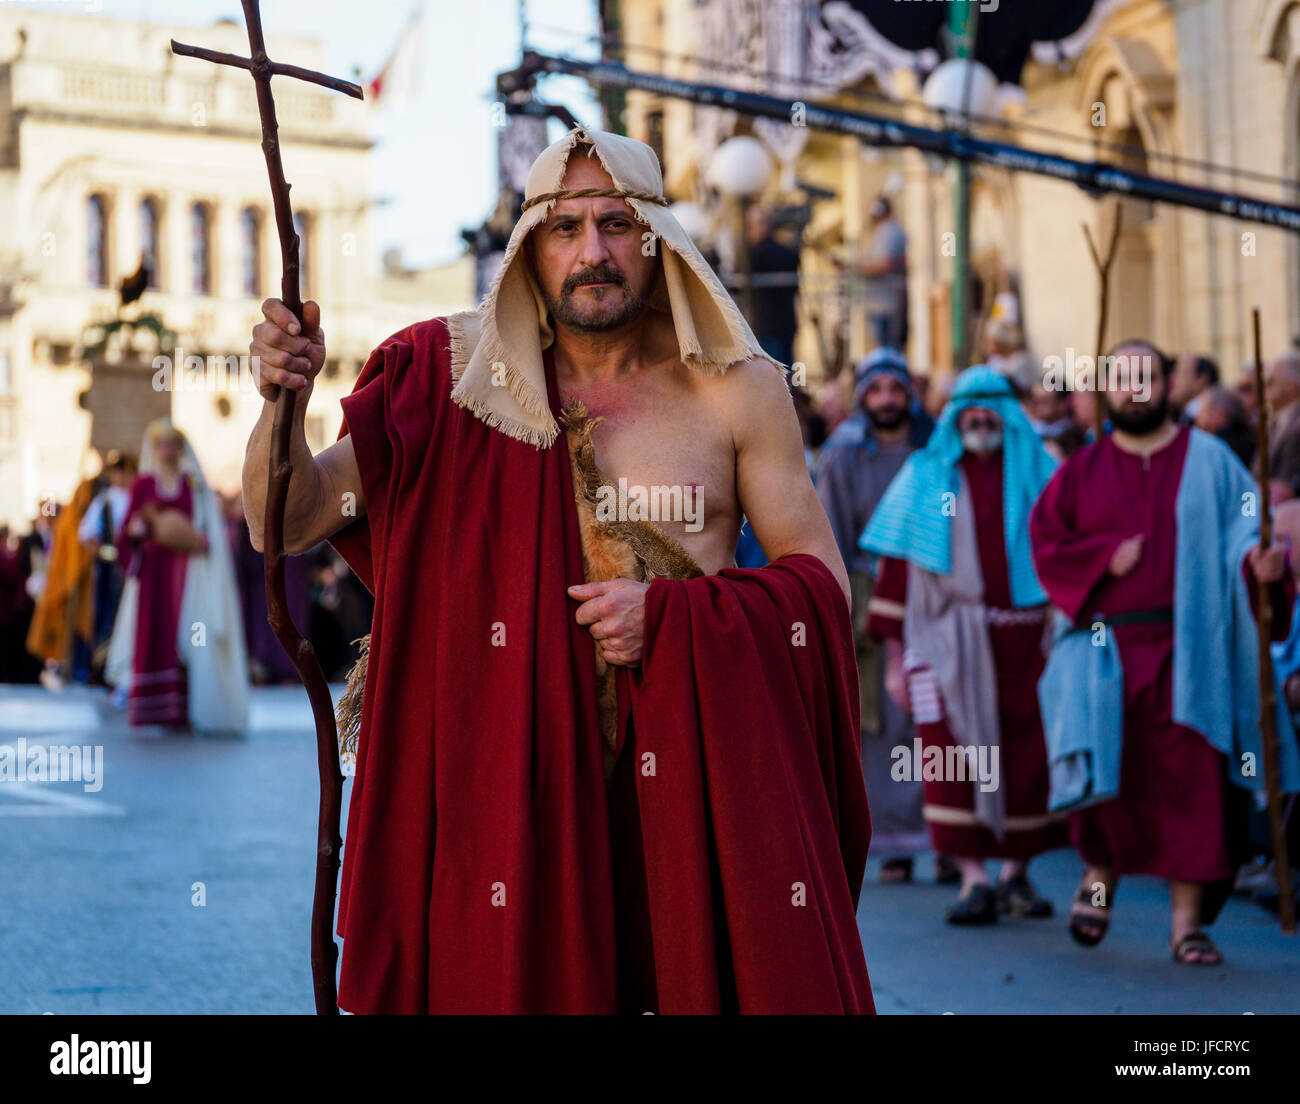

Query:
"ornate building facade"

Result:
[[606, 0, 1300, 387], [0, 10, 473, 528]]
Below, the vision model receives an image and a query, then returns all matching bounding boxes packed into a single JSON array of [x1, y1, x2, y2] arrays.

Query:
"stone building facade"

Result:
[[0, 10, 473, 528]]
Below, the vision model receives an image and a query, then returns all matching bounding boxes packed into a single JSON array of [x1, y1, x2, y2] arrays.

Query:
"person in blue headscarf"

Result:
[[816, 349, 939, 884], [861, 366, 1067, 925]]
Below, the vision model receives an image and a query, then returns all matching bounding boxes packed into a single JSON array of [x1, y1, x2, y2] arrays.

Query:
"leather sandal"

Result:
[[946, 883, 998, 926], [1171, 929, 1223, 966], [1068, 880, 1113, 947], [996, 875, 1054, 918], [880, 858, 914, 884]]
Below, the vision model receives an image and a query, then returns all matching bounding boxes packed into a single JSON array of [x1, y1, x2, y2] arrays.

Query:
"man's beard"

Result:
[[866, 404, 908, 431], [544, 264, 648, 332], [1106, 392, 1170, 436], [960, 427, 1003, 456]]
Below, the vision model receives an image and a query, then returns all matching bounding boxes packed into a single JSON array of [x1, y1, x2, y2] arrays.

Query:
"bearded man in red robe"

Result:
[[240, 128, 874, 1014], [1030, 341, 1296, 966]]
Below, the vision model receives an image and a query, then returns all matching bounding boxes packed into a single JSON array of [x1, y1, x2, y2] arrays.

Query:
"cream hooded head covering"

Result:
[[447, 126, 779, 448]]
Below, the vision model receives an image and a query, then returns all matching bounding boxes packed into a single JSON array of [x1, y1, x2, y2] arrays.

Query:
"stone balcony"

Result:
[[7, 55, 370, 148]]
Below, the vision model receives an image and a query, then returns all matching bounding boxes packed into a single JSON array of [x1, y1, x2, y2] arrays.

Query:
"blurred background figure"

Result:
[[983, 293, 1032, 393], [107, 419, 248, 735], [852, 195, 908, 350], [789, 385, 828, 467], [1171, 353, 1219, 423], [1193, 385, 1255, 466], [814, 375, 850, 437], [1256, 494, 1300, 913], [1263, 351, 1300, 503], [744, 205, 800, 366], [817, 348, 937, 884], [309, 546, 375, 684], [1233, 363, 1260, 426], [0, 525, 33, 682], [1024, 378, 1077, 461], [924, 371, 954, 420], [226, 492, 312, 686], [25, 482, 96, 688], [11, 515, 54, 683], [1066, 387, 1103, 454], [77, 449, 136, 683]]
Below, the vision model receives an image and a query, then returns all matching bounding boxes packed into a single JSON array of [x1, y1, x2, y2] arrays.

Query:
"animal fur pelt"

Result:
[[335, 399, 704, 767], [559, 398, 703, 773], [336, 633, 369, 759]]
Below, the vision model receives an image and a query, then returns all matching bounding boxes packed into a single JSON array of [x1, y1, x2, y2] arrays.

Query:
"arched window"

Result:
[[293, 210, 310, 299], [190, 201, 212, 295], [241, 207, 262, 299], [87, 194, 108, 287], [140, 197, 161, 289]]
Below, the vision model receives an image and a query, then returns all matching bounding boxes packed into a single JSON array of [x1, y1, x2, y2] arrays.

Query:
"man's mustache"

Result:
[[563, 266, 628, 295]]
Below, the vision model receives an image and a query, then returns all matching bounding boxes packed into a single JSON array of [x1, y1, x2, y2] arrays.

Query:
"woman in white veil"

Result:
[[106, 419, 249, 734]]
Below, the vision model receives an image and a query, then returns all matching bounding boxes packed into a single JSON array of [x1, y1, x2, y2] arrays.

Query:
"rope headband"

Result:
[[521, 186, 670, 212]]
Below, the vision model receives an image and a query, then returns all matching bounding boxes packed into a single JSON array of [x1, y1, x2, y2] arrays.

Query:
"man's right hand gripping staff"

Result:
[[243, 297, 366, 556]]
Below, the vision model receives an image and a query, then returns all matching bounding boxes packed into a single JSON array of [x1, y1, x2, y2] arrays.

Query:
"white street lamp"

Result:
[[706, 136, 774, 199], [921, 58, 999, 119], [707, 137, 776, 324]]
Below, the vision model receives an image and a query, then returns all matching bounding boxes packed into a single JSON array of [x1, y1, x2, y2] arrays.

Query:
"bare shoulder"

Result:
[[708, 356, 793, 438], [715, 355, 788, 394]]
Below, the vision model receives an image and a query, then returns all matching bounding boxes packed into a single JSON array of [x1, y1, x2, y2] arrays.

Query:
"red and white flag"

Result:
[[368, 5, 422, 112]]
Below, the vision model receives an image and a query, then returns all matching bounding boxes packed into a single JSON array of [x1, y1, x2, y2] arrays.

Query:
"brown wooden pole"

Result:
[[1083, 207, 1122, 440], [241, 0, 344, 1014], [1251, 306, 1297, 935], [171, 0, 363, 1013]]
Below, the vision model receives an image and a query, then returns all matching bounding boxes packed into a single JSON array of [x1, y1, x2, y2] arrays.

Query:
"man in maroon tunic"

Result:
[[863, 368, 1066, 925], [240, 128, 873, 1013], [1030, 340, 1292, 965]]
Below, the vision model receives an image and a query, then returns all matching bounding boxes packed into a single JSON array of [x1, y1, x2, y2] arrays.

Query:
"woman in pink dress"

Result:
[[115, 421, 206, 729]]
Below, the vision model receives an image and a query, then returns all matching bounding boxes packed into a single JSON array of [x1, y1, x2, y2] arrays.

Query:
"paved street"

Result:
[[1, 683, 1297, 1014]]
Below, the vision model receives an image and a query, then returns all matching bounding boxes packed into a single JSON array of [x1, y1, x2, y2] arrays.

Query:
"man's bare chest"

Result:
[[557, 378, 737, 533]]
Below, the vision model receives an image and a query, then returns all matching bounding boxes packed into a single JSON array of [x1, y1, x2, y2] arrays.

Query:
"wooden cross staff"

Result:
[[1082, 205, 1122, 439], [172, 0, 364, 1015], [1250, 306, 1297, 935]]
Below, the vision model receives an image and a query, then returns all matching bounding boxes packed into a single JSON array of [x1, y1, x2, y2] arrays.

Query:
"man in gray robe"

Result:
[[817, 349, 938, 882]]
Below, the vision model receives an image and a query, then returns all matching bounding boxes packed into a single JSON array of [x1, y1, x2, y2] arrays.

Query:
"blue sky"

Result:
[[29, 0, 601, 269]]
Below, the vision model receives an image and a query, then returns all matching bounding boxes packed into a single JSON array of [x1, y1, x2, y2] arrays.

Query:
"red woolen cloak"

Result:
[[329, 317, 873, 1013]]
